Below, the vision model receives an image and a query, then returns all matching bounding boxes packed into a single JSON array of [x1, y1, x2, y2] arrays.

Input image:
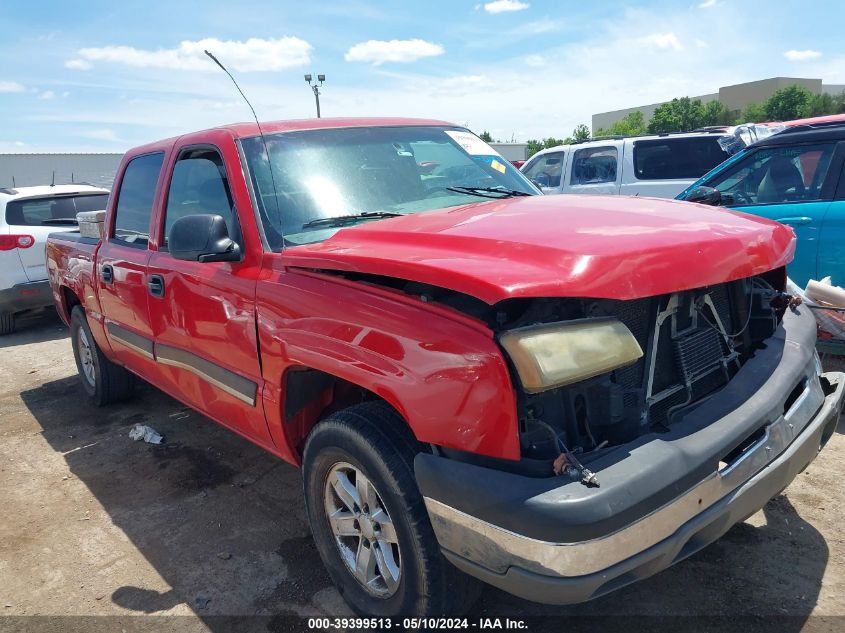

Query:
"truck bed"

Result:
[[46, 231, 101, 327]]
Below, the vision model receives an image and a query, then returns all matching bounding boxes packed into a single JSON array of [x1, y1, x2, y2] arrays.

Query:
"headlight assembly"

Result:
[[500, 318, 643, 393]]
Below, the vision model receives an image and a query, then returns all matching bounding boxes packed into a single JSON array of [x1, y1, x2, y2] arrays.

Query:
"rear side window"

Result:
[[571, 146, 618, 185], [522, 152, 564, 188], [113, 152, 165, 247], [5, 194, 109, 226], [163, 148, 236, 247], [633, 137, 728, 180]]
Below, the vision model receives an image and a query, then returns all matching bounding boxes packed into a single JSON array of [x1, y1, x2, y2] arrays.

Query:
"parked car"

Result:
[[1, 184, 109, 334], [47, 118, 843, 616], [677, 123, 845, 287], [521, 131, 733, 197]]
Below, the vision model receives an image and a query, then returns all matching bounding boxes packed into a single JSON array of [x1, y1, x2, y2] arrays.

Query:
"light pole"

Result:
[[304, 74, 325, 118]]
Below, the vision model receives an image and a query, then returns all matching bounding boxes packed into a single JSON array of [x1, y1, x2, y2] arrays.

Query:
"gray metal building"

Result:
[[592, 77, 845, 132], [0, 153, 122, 190]]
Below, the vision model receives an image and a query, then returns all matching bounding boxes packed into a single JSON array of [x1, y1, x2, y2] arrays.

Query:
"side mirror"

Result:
[[169, 214, 241, 263], [685, 186, 722, 206]]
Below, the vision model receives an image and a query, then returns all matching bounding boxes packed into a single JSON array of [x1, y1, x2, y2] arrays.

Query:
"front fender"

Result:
[[256, 268, 520, 463]]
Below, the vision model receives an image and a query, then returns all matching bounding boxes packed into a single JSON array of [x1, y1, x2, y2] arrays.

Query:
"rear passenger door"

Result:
[[563, 145, 620, 195], [146, 145, 268, 444], [621, 137, 730, 198], [98, 152, 165, 376]]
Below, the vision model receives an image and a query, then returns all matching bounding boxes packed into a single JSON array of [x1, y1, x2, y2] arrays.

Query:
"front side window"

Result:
[[522, 152, 564, 188], [703, 143, 835, 206], [5, 193, 109, 227], [241, 126, 537, 249], [634, 137, 728, 180], [113, 152, 165, 247], [163, 148, 237, 246], [571, 146, 618, 185]]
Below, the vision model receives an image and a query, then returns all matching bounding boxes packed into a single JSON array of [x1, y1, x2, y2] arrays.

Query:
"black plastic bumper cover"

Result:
[[0, 280, 52, 314], [415, 305, 844, 604]]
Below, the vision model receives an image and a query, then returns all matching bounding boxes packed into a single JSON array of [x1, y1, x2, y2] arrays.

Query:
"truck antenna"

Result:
[[204, 49, 282, 240]]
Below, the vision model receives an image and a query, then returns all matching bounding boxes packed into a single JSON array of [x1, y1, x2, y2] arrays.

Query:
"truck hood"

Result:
[[280, 195, 795, 304]]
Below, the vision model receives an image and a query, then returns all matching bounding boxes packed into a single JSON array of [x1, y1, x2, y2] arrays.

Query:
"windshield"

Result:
[[241, 126, 538, 249]]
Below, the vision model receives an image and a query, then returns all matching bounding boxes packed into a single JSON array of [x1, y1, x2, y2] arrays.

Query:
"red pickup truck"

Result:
[[46, 118, 844, 617]]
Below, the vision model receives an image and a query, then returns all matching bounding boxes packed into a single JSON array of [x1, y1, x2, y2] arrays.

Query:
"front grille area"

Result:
[[518, 274, 781, 458]]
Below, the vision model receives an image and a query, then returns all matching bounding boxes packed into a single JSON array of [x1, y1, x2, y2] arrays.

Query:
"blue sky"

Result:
[[1, 0, 843, 152]]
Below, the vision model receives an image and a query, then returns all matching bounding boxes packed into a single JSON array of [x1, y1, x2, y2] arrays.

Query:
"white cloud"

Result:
[[65, 59, 92, 70], [38, 90, 55, 100], [0, 81, 26, 93], [784, 49, 822, 62], [695, 39, 709, 48], [81, 128, 123, 142], [484, 0, 530, 13], [73, 37, 312, 72], [524, 54, 546, 67], [639, 32, 683, 51], [698, 0, 717, 8], [344, 39, 444, 65]]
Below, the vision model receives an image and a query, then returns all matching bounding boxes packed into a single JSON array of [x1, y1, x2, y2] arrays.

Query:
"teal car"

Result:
[[677, 124, 845, 287]]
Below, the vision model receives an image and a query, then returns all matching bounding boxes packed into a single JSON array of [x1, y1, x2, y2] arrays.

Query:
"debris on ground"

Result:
[[128, 424, 164, 445], [195, 596, 211, 610], [217, 552, 232, 560]]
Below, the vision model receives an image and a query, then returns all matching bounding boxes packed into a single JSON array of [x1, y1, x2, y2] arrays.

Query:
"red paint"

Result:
[[46, 118, 796, 465], [283, 195, 796, 304]]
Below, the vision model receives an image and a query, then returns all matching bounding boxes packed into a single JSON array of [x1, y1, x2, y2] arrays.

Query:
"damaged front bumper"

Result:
[[415, 305, 844, 605]]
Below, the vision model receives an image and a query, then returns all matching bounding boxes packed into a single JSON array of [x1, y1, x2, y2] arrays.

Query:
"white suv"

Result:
[[1, 184, 109, 334], [520, 131, 733, 198]]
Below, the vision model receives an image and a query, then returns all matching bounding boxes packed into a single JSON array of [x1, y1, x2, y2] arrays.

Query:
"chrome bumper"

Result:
[[424, 365, 844, 603]]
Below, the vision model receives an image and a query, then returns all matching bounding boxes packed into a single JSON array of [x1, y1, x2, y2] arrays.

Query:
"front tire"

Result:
[[0, 311, 14, 335], [303, 402, 481, 617], [70, 307, 135, 406]]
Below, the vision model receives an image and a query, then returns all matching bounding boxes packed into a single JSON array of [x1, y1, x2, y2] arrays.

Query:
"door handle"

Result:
[[101, 264, 114, 284], [148, 274, 165, 298], [776, 216, 813, 225]]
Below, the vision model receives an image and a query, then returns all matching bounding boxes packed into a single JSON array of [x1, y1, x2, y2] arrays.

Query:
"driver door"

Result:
[[701, 142, 838, 286], [521, 151, 566, 194], [146, 144, 269, 444]]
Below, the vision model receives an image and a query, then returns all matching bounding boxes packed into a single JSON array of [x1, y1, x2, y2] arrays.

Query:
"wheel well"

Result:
[[60, 286, 82, 323], [282, 367, 412, 459]]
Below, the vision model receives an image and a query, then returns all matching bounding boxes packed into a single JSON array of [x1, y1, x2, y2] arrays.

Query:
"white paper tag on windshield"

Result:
[[445, 130, 501, 157]]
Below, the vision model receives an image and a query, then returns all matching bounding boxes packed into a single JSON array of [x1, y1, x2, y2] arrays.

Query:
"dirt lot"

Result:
[[1, 311, 845, 633]]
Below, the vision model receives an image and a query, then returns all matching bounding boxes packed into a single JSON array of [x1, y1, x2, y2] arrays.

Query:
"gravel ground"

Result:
[[1, 311, 844, 633]]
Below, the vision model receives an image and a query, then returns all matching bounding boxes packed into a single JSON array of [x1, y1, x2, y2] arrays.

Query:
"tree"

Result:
[[765, 85, 813, 121], [478, 130, 494, 142], [647, 97, 707, 134], [700, 100, 736, 127], [572, 124, 591, 142], [742, 101, 768, 123], [595, 111, 647, 137], [801, 92, 836, 118], [526, 139, 545, 157]]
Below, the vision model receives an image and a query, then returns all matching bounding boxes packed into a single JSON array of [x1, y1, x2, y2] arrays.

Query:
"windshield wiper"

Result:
[[42, 218, 79, 225], [446, 186, 533, 199], [301, 211, 405, 230]]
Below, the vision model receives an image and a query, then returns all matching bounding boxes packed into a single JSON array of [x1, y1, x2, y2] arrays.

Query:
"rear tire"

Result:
[[70, 306, 135, 406], [303, 401, 481, 617], [0, 311, 14, 335]]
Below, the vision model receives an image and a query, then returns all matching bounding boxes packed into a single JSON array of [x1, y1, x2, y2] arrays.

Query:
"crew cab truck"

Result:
[[47, 118, 845, 616]]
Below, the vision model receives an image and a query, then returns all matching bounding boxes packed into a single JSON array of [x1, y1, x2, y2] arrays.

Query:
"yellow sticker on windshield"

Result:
[[491, 159, 506, 174]]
